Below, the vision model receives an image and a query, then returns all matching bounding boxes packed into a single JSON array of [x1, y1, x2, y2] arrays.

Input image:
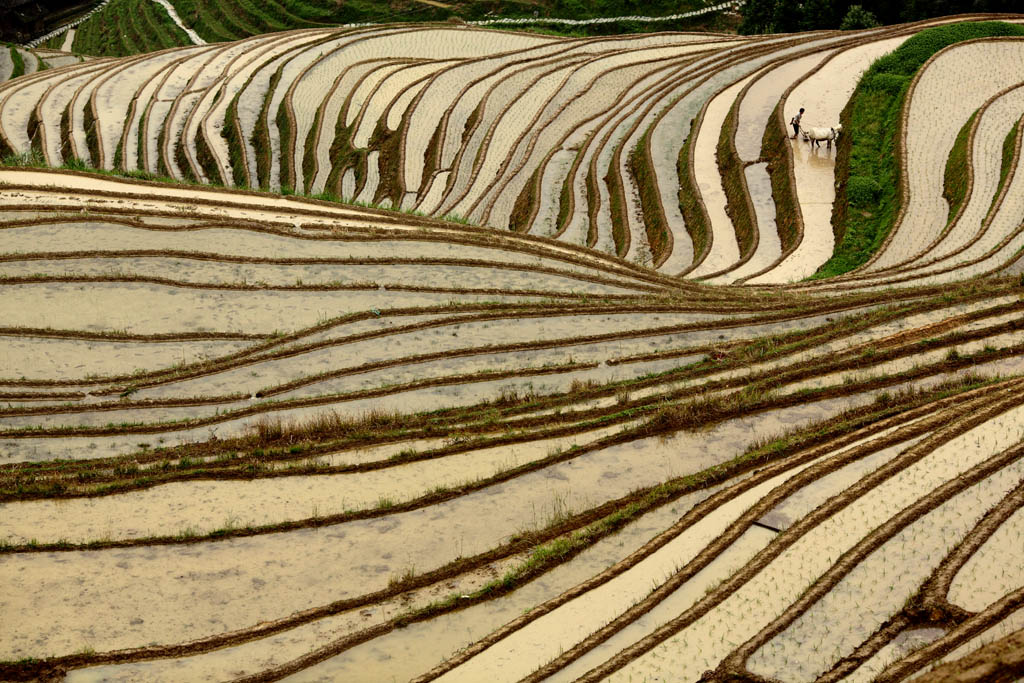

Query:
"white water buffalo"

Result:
[[800, 123, 842, 149]]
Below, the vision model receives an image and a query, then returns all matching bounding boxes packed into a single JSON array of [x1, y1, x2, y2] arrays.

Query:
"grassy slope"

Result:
[[816, 20, 1024, 279], [716, 97, 755, 264], [66, 0, 734, 57], [942, 110, 976, 222], [71, 0, 190, 57]]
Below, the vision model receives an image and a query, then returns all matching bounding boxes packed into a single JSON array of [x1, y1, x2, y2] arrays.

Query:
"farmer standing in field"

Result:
[[790, 107, 805, 139]]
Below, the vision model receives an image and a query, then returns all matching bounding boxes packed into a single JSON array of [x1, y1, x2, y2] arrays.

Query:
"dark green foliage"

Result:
[[742, 0, 1023, 34], [801, 0, 841, 31], [503, 12, 736, 37], [737, 0, 775, 35], [816, 21, 1024, 279], [739, 0, 804, 34], [839, 4, 879, 30]]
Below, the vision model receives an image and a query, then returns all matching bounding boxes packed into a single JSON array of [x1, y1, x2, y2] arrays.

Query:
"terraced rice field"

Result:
[[0, 45, 89, 85], [1, 12, 1024, 683], [1, 17, 1023, 284]]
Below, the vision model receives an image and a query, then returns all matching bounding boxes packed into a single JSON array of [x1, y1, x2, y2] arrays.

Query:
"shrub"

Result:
[[840, 5, 879, 31], [847, 176, 881, 208]]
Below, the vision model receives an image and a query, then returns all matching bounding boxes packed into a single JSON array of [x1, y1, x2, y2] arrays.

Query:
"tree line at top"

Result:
[[739, 0, 1021, 34]]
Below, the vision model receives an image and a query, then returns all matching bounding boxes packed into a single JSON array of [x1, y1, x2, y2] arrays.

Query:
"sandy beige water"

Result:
[[65, 551, 530, 683], [0, 336, 251, 380], [750, 458, 1024, 681], [0, 282, 549, 335], [0, 424, 626, 544], [69, 477, 729, 682], [612, 402, 1024, 681], [0, 390, 899, 657]]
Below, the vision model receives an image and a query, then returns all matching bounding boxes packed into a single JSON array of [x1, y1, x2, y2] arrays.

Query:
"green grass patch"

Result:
[[603, 152, 629, 257], [68, 0, 144, 57], [677, 120, 710, 266], [508, 164, 541, 233], [223, 86, 252, 187], [717, 97, 755, 262], [762, 99, 800, 253], [943, 110, 976, 223], [9, 47, 25, 80], [628, 132, 671, 265], [584, 164, 599, 248], [82, 100, 100, 167], [369, 119, 405, 208], [193, 123, 225, 185], [301, 102, 323, 194], [251, 66, 284, 189], [324, 118, 364, 198], [135, 100, 150, 172], [43, 33, 66, 49], [275, 95, 295, 193], [554, 148, 580, 237]]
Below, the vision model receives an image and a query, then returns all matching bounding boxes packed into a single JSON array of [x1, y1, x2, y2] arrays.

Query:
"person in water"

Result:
[[790, 107, 805, 139]]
